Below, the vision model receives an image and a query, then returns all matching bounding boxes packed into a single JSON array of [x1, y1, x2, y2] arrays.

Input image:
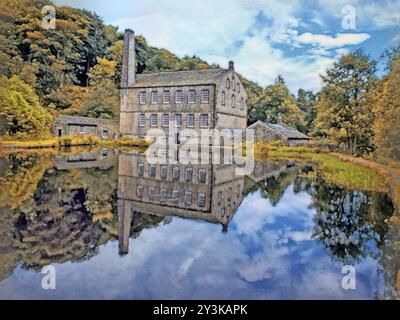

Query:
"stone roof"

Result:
[[54, 115, 119, 130], [132, 68, 228, 87], [249, 120, 309, 140]]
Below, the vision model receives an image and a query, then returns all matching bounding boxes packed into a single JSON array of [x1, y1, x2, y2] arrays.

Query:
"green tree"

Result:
[[296, 89, 317, 134], [315, 50, 377, 155], [0, 75, 53, 138], [373, 56, 400, 162], [248, 75, 306, 130]]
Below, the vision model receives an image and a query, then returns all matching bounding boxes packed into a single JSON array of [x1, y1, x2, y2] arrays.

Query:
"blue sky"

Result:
[[53, 0, 400, 93]]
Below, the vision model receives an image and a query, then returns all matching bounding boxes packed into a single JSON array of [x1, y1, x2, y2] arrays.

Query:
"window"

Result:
[[218, 191, 222, 205], [198, 168, 206, 183], [231, 95, 235, 108], [172, 165, 180, 180], [201, 89, 209, 103], [175, 90, 182, 104], [237, 83, 240, 93], [174, 114, 182, 128], [162, 113, 169, 127], [149, 164, 156, 177], [139, 91, 147, 104], [139, 114, 146, 127], [237, 185, 241, 197], [163, 90, 171, 104], [221, 91, 225, 105], [160, 188, 167, 202], [185, 167, 193, 181], [198, 193, 206, 208], [221, 207, 226, 217], [185, 192, 192, 205], [188, 89, 196, 104], [240, 97, 244, 110], [101, 130, 108, 138], [171, 189, 179, 204], [151, 91, 158, 104], [137, 163, 145, 176], [200, 114, 208, 128], [160, 165, 168, 179], [148, 187, 156, 200], [150, 114, 157, 127], [228, 187, 232, 200], [233, 80, 235, 91], [187, 114, 195, 128], [226, 78, 230, 89], [136, 185, 144, 198], [79, 126, 85, 134]]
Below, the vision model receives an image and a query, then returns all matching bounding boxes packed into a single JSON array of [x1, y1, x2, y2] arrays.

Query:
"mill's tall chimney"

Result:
[[121, 29, 135, 88]]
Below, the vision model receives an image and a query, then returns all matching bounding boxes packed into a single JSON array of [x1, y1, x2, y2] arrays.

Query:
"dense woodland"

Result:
[[0, 0, 399, 164]]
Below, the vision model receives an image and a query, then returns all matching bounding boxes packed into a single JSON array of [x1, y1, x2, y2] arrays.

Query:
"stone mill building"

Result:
[[119, 29, 248, 143]]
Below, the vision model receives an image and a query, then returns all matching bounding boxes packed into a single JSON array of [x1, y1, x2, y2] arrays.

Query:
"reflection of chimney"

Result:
[[118, 198, 133, 255], [228, 60, 234, 71], [121, 29, 135, 88], [222, 223, 228, 233]]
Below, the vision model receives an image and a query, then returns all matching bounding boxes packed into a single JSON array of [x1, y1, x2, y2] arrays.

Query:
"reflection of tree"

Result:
[[0, 154, 53, 209], [379, 216, 400, 299], [310, 181, 387, 264]]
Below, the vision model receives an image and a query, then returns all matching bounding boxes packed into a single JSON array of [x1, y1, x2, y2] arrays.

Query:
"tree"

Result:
[[80, 57, 119, 119], [296, 89, 317, 134], [248, 75, 306, 130], [0, 76, 52, 138], [373, 56, 400, 162], [314, 50, 377, 155]]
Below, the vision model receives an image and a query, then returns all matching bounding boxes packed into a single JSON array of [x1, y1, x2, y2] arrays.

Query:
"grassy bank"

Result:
[[0, 135, 149, 149], [255, 142, 388, 193]]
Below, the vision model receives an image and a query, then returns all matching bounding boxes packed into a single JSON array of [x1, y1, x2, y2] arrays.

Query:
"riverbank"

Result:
[[255, 142, 400, 212], [0, 136, 148, 150]]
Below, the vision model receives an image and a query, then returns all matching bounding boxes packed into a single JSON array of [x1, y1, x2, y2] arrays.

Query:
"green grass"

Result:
[[258, 144, 388, 193]]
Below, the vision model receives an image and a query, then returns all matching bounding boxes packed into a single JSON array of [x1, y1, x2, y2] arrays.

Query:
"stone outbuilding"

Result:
[[52, 115, 119, 138], [248, 120, 310, 146]]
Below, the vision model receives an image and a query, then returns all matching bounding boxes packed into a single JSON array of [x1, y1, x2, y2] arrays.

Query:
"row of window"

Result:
[[138, 113, 209, 128], [136, 185, 207, 207], [217, 185, 241, 205], [139, 89, 210, 105], [137, 163, 207, 183], [221, 92, 245, 110], [226, 78, 241, 92]]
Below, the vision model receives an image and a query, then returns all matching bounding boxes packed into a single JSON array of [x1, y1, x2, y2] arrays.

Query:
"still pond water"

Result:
[[0, 149, 398, 299]]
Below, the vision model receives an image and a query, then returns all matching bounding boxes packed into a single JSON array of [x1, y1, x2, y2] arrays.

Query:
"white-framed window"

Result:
[[200, 114, 208, 128], [151, 91, 158, 104], [237, 83, 240, 93], [136, 185, 144, 198], [201, 89, 209, 103], [175, 90, 182, 104], [137, 162, 145, 176], [226, 78, 230, 89], [188, 89, 196, 104], [163, 90, 171, 104], [160, 165, 168, 179], [150, 114, 157, 127], [218, 191, 222, 205], [162, 113, 169, 127], [198, 193, 206, 208], [198, 168, 206, 183], [174, 114, 182, 128], [185, 167, 193, 181], [139, 91, 147, 104], [172, 165, 180, 180], [221, 91, 225, 105], [185, 192, 192, 205], [79, 126, 85, 134], [138, 114, 146, 127], [240, 97, 244, 110], [231, 94, 235, 108], [171, 189, 179, 204], [187, 114, 195, 128], [148, 186, 156, 199]]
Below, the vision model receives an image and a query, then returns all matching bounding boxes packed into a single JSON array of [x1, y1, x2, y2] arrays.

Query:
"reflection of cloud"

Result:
[[0, 184, 385, 299]]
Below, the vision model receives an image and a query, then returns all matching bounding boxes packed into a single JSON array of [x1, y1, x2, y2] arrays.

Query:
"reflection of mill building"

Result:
[[117, 153, 245, 254], [119, 29, 248, 142]]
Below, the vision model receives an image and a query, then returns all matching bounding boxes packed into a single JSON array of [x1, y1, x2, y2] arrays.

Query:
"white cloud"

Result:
[[297, 32, 370, 49]]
